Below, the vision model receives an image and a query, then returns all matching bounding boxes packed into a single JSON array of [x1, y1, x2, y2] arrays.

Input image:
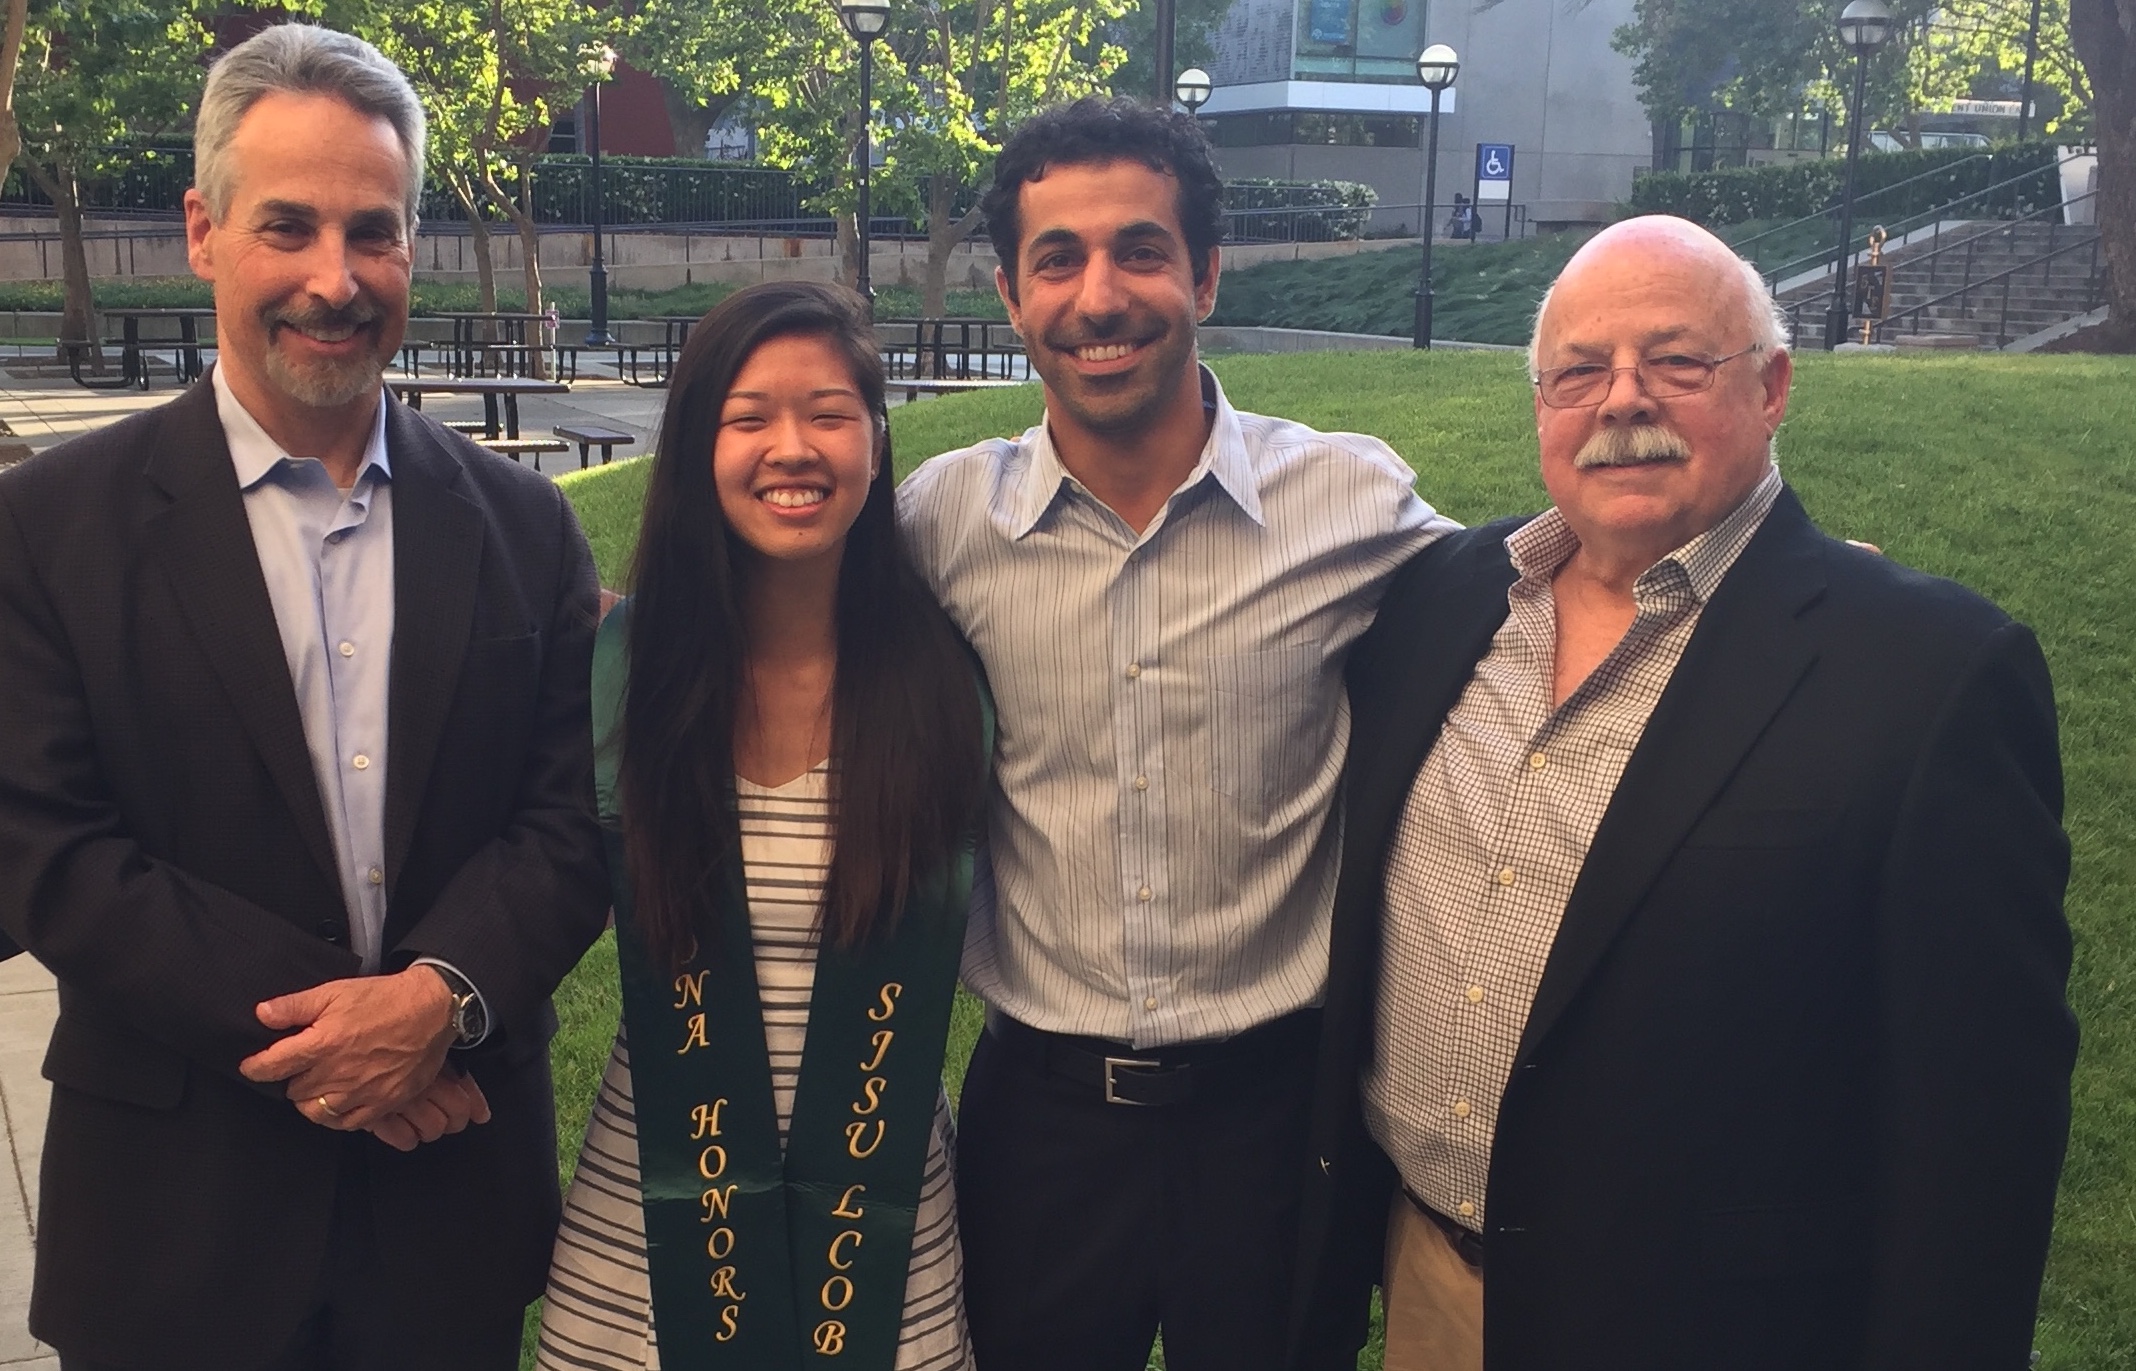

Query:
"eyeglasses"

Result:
[[1532, 345, 1763, 409]]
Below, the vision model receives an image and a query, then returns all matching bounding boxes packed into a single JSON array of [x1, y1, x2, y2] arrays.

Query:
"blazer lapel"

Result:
[[142, 383, 340, 888], [1349, 537, 1521, 861], [381, 403, 485, 895], [1513, 491, 1828, 1067]]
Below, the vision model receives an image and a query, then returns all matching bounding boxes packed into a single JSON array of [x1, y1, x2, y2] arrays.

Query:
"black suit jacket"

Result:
[[0, 380, 610, 1367], [1291, 489, 2075, 1371]]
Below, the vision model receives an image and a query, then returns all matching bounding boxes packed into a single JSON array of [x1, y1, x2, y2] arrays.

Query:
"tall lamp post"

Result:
[[1153, 0, 1177, 105], [2015, 0, 2043, 141], [583, 45, 618, 349], [1175, 66, 1212, 117], [1412, 43, 1458, 350], [1824, 0, 1893, 350], [839, 0, 891, 313]]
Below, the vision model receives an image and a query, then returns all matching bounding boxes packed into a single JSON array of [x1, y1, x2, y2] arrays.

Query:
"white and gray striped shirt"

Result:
[[538, 765, 971, 1370], [898, 369, 1454, 1047]]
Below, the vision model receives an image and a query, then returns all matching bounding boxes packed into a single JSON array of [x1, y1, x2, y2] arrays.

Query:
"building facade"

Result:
[[1201, 0, 1651, 228]]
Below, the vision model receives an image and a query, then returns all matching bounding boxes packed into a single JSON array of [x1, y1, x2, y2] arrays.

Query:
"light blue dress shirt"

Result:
[[899, 369, 1457, 1047], [213, 368, 485, 1037]]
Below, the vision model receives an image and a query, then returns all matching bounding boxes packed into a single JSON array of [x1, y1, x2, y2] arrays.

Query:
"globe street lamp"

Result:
[[839, 0, 891, 313], [1175, 67, 1212, 115], [1824, 0, 1893, 349], [583, 45, 619, 349], [1413, 43, 1459, 350]]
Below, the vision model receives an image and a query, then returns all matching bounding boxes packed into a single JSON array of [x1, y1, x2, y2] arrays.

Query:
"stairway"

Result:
[[1776, 220, 2105, 349]]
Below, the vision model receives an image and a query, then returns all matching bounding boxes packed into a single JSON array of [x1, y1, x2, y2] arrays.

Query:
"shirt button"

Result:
[[1134, 775, 1149, 792], [339, 641, 356, 658], [1528, 751, 1547, 770], [1465, 984, 1485, 1004], [1144, 997, 1158, 1010], [351, 754, 370, 770], [1457, 1200, 1477, 1219], [1125, 662, 1143, 679], [1495, 866, 1515, 887], [367, 866, 383, 886], [1452, 1099, 1471, 1118], [1137, 885, 1152, 902]]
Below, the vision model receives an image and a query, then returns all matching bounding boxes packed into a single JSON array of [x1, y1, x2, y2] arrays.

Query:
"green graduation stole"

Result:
[[592, 604, 983, 1369]]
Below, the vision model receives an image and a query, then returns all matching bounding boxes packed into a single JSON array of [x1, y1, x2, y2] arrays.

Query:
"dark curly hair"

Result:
[[982, 96, 1226, 299]]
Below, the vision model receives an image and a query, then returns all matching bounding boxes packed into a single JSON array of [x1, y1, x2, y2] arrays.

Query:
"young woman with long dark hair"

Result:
[[537, 282, 988, 1371]]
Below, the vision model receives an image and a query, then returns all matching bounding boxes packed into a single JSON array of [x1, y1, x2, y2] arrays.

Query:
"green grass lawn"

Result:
[[540, 350, 2136, 1368], [1209, 233, 1596, 345]]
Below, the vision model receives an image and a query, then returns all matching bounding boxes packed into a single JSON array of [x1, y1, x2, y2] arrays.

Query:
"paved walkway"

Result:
[[0, 958, 57, 1370]]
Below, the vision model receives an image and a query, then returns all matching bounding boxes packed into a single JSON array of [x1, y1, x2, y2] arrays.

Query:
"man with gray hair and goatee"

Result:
[[0, 24, 607, 1370], [1288, 215, 2076, 1371]]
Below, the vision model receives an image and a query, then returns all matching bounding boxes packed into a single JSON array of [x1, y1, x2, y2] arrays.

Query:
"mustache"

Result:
[[1574, 425, 1691, 469], [264, 297, 384, 332]]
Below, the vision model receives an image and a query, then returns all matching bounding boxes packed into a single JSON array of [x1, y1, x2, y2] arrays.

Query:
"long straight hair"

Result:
[[617, 281, 985, 971]]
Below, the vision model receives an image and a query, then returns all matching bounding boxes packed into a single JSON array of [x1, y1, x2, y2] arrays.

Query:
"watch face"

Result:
[[452, 993, 482, 1043]]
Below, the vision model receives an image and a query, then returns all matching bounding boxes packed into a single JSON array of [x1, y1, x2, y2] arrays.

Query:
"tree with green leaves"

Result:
[[1606, 0, 2083, 147], [469, 0, 609, 329], [338, 0, 514, 313], [7, 0, 211, 360], [882, 0, 1130, 317], [620, 0, 772, 158], [725, 0, 1127, 318]]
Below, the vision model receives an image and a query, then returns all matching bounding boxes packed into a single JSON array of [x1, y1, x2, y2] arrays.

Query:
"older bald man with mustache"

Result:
[[1288, 215, 2076, 1371]]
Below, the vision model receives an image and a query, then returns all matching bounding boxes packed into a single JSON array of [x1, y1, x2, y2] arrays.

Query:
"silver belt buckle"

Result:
[[1103, 1055, 1163, 1105]]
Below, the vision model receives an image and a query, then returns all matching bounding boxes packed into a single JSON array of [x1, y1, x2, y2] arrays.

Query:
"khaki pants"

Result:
[[1381, 1193, 1484, 1371]]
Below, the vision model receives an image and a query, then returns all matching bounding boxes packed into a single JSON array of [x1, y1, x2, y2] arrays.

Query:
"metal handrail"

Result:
[[1723, 151, 1997, 257], [1760, 150, 2084, 288], [1872, 214, 2106, 349], [1875, 187, 2098, 299]]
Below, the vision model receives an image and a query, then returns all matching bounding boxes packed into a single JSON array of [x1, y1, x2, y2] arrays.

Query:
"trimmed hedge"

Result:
[[1630, 141, 2061, 228], [1224, 177, 1378, 242]]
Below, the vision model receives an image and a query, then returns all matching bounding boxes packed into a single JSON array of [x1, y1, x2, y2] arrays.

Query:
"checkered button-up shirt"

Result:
[[1363, 465, 1782, 1232]]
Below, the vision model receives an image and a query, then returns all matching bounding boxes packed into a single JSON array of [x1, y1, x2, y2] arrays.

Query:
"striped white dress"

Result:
[[537, 764, 974, 1370]]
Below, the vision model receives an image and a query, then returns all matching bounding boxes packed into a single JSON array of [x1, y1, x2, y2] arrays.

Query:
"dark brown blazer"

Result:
[[0, 379, 610, 1368], [1290, 489, 2075, 1371]]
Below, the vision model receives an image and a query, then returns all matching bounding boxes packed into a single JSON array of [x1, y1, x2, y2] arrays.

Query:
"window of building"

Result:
[[1205, 112, 1422, 148], [1294, 0, 1427, 83]]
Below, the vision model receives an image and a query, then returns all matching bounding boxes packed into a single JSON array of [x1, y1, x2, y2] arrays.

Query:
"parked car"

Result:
[[1868, 130, 1993, 152]]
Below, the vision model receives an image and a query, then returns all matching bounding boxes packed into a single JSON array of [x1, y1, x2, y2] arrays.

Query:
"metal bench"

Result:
[[474, 436, 571, 464], [552, 423, 637, 468]]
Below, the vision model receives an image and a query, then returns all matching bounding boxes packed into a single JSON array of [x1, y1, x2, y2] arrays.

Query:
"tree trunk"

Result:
[[478, 159, 548, 378], [450, 174, 499, 314], [28, 164, 99, 368], [659, 81, 741, 159], [0, 0, 29, 171], [2069, 0, 2133, 335], [837, 209, 860, 293], [923, 190, 987, 348]]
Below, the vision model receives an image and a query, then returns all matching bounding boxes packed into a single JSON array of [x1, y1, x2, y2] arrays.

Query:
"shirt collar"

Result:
[[1007, 364, 1264, 539], [1506, 462, 1783, 605], [213, 362, 392, 493]]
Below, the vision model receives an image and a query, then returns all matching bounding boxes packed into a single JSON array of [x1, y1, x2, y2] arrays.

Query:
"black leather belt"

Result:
[[1406, 1188, 1486, 1269], [988, 1009, 1318, 1107]]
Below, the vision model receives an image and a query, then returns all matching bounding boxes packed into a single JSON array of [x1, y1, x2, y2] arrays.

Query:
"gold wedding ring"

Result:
[[317, 1095, 341, 1118]]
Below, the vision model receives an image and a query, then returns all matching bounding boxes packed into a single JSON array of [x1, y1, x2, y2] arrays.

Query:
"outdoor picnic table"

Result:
[[613, 315, 700, 388], [428, 311, 551, 377], [68, 307, 218, 391], [877, 315, 1028, 381], [387, 375, 569, 441]]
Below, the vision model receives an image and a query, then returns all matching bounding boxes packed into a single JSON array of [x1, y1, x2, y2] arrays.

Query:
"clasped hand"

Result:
[[238, 966, 491, 1151]]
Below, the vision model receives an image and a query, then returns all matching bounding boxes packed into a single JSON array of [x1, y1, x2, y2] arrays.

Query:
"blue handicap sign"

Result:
[[1476, 143, 1514, 182]]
